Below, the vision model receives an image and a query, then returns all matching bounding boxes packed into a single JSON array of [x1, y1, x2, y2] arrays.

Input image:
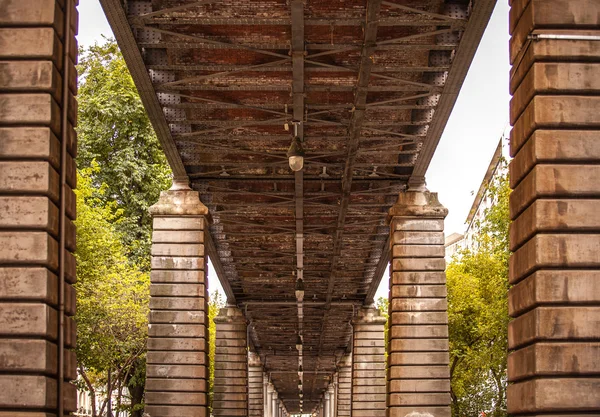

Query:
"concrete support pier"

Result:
[[387, 188, 451, 417], [351, 306, 387, 417], [0, 0, 79, 413], [213, 306, 248, 416], [146, 182, 210, 416], [248, 351, 264, 417], [507, 0, 600, 414]]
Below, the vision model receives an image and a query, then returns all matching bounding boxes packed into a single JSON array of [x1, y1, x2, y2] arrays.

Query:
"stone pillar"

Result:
[[507, 0, 600, 414], [351, 307, 387, 417], [249, 351, 264, 417], [213, 306, 248, 416], [272, 391, 279, 417], [387, 188, 450, 417], [328, 383, 336, 417], [337, 354, 352, 417], [263, 374, 270, 417], [145, 182, 210, 416], [323, 391, 331, 417], [0, 0, 78, 413], [266, 382, 274, 417]]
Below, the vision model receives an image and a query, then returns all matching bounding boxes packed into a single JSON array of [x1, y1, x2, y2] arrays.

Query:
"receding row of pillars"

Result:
[[0, 0, 599, 415]]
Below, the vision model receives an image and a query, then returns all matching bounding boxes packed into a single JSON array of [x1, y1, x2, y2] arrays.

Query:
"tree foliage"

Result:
[[77, 40, 171, 270], [446, 171, 510, 417], [208, 290, 225, 411], [74, 166, 149, 416]]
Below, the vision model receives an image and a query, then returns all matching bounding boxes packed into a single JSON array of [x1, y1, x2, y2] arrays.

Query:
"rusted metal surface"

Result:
[[101, 0, 495, 411]]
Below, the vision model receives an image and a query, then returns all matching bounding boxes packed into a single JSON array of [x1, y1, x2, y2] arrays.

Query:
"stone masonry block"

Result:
[[0, 197, 59, 234], [508, 306, 600, 349], [509, 130, 600, 183], [147, 364, 207, 379], [0, 161, 59, 203], [0, 94, 61, 134], [388, 393, 450, 406], [507, 378, 600, 413], [150, 283, 206, 298], [388, 352, 449, 366], [146, 378, 207, 392], [391, 284, 447, 298], [510, 165, 600, 218], [389, 338, 448, 352], [152, 216, 206, 231], [510, 199, 600, 251], [508, 270, 600, 316], [0, 28, 61, 64], [392, 244, 445, 258], [390, 218, 444, 232], [392, 258, 445, 272], [391, 271, 446, 285], [388, 379, 450, 393], [391, 298, 447, 312], [145, 391, 206, 406], [147, 337, 206, 351], [149, 296, 207, 311], [150, 310, 206, 324], [152, 230, 205, 243], [511, 96, 600, 154], [0, 127, 62, 167], [510, 234, 600, 284], [0, 61, 62, 102], [0, 232, 58, 270], [390, 311, 448, 325], [508, 342, 600, 382], [0, 267, 58, 305], [147, 351, 207, 366], [151, 256, 205, 270], [388, 365, 449, 380], [151, 243, 205, 257], [392, 231, 445, 245], [148, 323, 206, 338], [390, 324, 448, 338], [151, 269, 206, 283]]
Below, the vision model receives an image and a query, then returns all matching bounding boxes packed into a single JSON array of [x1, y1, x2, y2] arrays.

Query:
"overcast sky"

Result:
[[77, 1, 510, 300]]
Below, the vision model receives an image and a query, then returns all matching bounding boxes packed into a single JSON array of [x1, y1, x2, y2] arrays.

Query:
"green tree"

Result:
[[447, 172, 510, 417], [77, 40, 172, 270], [75, 166, 149, 416], [208, 289, 225, 411]]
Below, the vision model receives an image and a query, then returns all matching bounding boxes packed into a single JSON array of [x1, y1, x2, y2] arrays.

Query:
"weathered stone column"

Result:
[[323, 391, 331, 417], [266, 381, 274, 417], [351, 306, 387, 416], [248, 351, 264, 417], [213, 306, 248, 416], [507, 0, 600, 414], [0, 0, 78, 413], [337, 354, 352, 417], [272, 391, 279, 417], [264, 374, 270, 417], [146, 181, 210, 416], [387, 188, 450, 417]]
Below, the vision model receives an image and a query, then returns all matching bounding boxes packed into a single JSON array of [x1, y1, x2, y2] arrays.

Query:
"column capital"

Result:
[[149, 181, 210, 217], [249, 350, 262, 367], [352, 305, 387, 325], [388, 189, 448, 220], [214, 305, 247, 324]]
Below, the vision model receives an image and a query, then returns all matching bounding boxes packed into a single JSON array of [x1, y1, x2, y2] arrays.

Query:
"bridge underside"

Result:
[[101, 0, 493, 411]]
